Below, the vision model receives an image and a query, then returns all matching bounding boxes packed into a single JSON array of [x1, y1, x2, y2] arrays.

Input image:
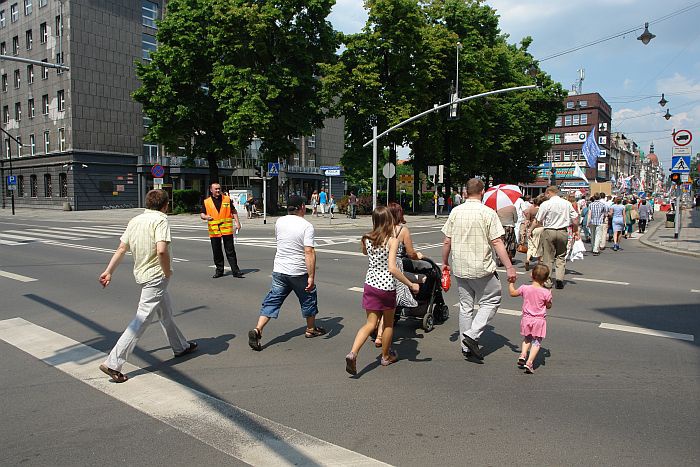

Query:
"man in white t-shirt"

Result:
[[248, 196, 326, 351]]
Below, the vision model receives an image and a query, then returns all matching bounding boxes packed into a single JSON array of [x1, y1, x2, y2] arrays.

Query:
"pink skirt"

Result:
[[520, 316, 547, 339], [362, 284, 396, 311]]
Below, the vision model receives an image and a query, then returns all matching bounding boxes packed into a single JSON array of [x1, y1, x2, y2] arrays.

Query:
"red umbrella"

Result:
[[482, 184, 522, 211]]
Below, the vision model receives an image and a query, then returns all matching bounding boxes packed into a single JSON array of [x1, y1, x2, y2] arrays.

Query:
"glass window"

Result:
[[4, 138, 9, 158], [1, 74, 7, 92], [44, 174, 52, 197], [11, 3, 18, 23], [57, 90, 65, 111], [598, 136, 607, 145], [39, 0, 47, 7], [566, 101, 574, 109], [18, 175, 24, 197], [142, 33, 157, 60], [28, 98, 34, 118], [2, 106, 8, 124], [580, 114, 588, 125], [0, 10, 5, 28], [307, 134, 316, 148], [42, 94, 49, 114], [555, 116, 562, 127], [0, 42, 5, 54], [553, 151, 561, 161], [564, 115, 572, 126], [40, 22, 47, 43], [27, 64, 33, 84], [12, 36, 19, 55], [30, 134, 35, 155], [14, 102, 21, 121], [56, 52, 64, 74], [25, 29, 32, 49], [55, 15, 62, 36], [24, 0, 31, 15], [16, 136, 21, 156], [41, 59, 48, 79], [563, 151, 571, 161], [554, 134, 561, 144], [43, 130, 50, 153], [59, 173, 67, 197], [572, 114, 579, 125], [142, 1, 158, 28], [579, 100, 588, 108], [58, 128, 65, 151], [14, 69, 20, 88], [30, 174, 37, 197]]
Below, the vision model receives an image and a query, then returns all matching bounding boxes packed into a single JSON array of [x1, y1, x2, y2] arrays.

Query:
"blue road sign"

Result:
[[151, 164, 165, 178], [319, 165, 341, 171], [267, 162, 279, 176], [671, 156, 690, 173], [7, 175, 17, 185]]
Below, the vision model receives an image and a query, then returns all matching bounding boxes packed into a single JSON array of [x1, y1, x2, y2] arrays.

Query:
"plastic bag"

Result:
[[567, 239, 586, 262], [441, 268, 451, 291]]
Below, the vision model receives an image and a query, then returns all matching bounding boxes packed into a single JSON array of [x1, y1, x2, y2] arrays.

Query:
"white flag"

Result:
[[573, 162, 588, 184]]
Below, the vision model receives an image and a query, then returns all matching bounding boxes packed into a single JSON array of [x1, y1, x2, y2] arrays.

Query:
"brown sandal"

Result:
[[304, 326, 327, 338], [99, 364, 129, 383]]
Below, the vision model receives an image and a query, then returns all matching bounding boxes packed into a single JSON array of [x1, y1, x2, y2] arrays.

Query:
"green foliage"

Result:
[[171, 189, 201, 214]]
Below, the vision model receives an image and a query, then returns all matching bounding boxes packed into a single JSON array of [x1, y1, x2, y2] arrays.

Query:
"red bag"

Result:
[[441, 268, 451, 291]]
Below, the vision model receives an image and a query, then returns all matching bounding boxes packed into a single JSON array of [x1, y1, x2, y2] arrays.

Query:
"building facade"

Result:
[[1, 0, 344, 211]]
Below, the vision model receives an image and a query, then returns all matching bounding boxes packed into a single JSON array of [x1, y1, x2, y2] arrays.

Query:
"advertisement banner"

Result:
[[564, 132, 587, 143]]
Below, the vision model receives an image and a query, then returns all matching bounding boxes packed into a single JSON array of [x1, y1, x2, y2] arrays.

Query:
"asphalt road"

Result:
[[1, 212, 698, 466]]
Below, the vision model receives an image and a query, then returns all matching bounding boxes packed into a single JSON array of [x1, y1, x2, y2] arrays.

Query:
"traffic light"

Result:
[[254, 165, 263, 178], [670, 173, 681, 185]]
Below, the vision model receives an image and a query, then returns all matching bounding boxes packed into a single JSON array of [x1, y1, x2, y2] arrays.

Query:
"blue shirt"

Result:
[[319, 192, 327, 204]]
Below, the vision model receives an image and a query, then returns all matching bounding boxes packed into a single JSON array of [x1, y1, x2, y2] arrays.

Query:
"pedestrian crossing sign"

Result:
[[671, 156, 690, 173], [267, 162, 279, 176]]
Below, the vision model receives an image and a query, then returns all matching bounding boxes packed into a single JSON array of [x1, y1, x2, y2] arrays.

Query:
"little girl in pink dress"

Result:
[[508, 264, 553, 374]]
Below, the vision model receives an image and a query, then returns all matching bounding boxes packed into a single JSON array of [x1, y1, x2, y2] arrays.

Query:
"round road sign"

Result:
[[151, 164, 165, 178], [382, 162, 396, 179], [672, 129, 692, 146]]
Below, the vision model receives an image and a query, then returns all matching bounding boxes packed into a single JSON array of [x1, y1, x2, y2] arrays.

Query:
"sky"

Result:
[[328, 0, 700, 170]]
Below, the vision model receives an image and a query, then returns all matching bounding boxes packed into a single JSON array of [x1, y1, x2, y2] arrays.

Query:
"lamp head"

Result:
[[658, 93, 668, 107], [663, 109, 672, 120], [637, 22, 655, 45]]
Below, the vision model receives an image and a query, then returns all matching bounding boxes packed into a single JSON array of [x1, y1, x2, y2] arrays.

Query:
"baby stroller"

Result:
[[394, 257, 449, 332]]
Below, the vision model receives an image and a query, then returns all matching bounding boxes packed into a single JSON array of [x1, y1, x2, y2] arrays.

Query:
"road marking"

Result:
[[0, 239, 24, 245], [451, 303, 520, 316], [0, 318, 388, 467], [0, 232, 44, 242], [415, 243, 444, 250], [599, 323, 694, 342], [6, 229, 83, 240], [315, 248, 365, 257], [348, 286, 364, 292], [495, 269, 629, 285], [41, 241, 188, 262], [0, 270, 38, 282], [691, 289, 700, 293]]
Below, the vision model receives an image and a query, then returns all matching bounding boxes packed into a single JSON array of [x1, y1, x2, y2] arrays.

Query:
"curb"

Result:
[[638, 214, 700, 259]]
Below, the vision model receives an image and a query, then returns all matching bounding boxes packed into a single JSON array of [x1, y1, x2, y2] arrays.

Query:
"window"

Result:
[[143, 116, 152, 128], [40, 22, 47, 43], [27, 64, 33, 84], [12, 36, 19, 55], [0, 10, 5, 28], [2, 106, 8, 124], [24, 0, 32, 15], [58, 128, 65, 151], [579, 100, 588, 108], [0, 42, 5, 54], [143, 143, 158, 160], [142, 33, 157, 60], [29, 134, 35, 155], [142, 1, 158, 28], [572, 114, 579, 126], [56, 52, 64, 74], [1, 74, 7, 92], [16, 136, 21, 156], [580, 114, 588, 125], [25, 29, 32, 49], [566, 101, 574, 109], [14, 102, 21, 121], [564, 115, 572, 126], [553, 151, 561, 161], [41, 59, 49, 79], [564, 151, 571, 161], [30, 174, 37, 197], [554, 134, 561, 144], [44, 174, 52, 197], [57, 90, 65, 111], [598, 136, 607, 145], [4, 138, 9, 158], [43, 130, 50, 153], [59, 173, 67, 197], [14, 69, 20, 89], [11, 3, 18, 23], [42, 94, 49, 114], [28, 98, 34, 118], [55, 15, 62, 36], [555, 116, 562, 127], [18, 175, 24, 197], [39, 0, 47, 7], [307, 134, 316, 148]]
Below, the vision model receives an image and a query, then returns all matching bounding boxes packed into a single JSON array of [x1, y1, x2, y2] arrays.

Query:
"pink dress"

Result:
[[519, 285, 551, 339]]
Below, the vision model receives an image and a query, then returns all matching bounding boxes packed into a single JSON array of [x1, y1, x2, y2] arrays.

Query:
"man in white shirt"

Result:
[[97, 190, 197, 383], [248, 196, 326, 351], [536, 186, 579, 289]]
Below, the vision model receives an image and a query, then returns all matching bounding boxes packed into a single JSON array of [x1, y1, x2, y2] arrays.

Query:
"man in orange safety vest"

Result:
[[200, 183, 243, 278]]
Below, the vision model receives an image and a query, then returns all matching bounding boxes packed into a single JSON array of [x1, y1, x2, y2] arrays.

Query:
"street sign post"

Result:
[[7, 175, 17, 186], [267, 162, 279, 177], [671, 156, 691, 173]]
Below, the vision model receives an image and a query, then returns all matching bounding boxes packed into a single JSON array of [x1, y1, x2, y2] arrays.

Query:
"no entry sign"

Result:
[[672, 129, 692, 146]]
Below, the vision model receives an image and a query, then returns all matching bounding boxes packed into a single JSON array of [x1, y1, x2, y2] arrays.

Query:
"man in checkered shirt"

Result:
[[441, 178, 517, 361], [587, 193, 609, 255]]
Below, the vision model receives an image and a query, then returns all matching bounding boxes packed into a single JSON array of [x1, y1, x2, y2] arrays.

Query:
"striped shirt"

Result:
[[120, 209, 172, 284], [587, 200, 608, 225]]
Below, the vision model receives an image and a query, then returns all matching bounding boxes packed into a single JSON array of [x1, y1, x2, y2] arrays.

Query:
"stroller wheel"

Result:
[[422, 313, 435, 332]]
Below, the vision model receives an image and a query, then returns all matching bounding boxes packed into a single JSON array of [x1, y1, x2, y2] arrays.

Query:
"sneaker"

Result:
[[345, 352, 357, 375], [555, 280, 564, 289], [248, 328, 262, 351], [461, 335, 483, 360], [174, 341, 198, 357], [523, 362, 534, 374]]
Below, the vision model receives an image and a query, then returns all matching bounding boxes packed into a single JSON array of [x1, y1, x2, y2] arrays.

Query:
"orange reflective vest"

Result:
[[204, 195, 234, 237]]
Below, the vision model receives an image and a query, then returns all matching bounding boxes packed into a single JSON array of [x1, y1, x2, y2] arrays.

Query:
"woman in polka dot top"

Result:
[[345, 206, 419, 375]]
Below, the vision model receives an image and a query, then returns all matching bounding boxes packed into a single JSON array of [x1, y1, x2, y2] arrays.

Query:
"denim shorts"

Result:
[[260, 272, 318, 318]]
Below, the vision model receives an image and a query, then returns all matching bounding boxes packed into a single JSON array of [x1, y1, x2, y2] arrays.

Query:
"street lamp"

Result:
[[658, 93, 668, 107], [637, 23, 656, 45], [663, 109, 672, 120]]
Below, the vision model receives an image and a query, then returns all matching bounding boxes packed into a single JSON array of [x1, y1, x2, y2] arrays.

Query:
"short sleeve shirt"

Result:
[[319, 192, 327, 204], [273, 214, 315, 276], [441, 199, 505, 279], [518, 284, 551, 318], [120, 209, 172, 284], [536, 196, 578, 229]]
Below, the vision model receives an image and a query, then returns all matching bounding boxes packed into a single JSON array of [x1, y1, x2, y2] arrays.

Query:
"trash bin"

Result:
[[665, 211, 675, 228], [62, 202, 72, 211]]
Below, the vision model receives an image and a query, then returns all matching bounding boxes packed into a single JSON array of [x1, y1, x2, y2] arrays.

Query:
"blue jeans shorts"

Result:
[[260, 272, 318, 318]]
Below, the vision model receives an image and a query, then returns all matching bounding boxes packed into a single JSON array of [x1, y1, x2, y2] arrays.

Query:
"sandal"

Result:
[[374, 337, 382, 348], [345, 352, 357, 375], [248, 328, 262, 351], [523, 362, 535, 374], [517, 355, 527, 368], [380, 349, 398, 367], [304, 326, 327, 338], [174, 341, 198, 358], [99, 364, 129, 383]]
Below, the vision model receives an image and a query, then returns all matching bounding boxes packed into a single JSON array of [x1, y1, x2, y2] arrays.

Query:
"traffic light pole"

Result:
[[262, 165, 267, 225], [1, 126, 19, 215], [674, 187, 681, 239]]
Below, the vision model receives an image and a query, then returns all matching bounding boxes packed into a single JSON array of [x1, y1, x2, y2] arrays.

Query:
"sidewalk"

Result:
[[639, 207, 700, 258]]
